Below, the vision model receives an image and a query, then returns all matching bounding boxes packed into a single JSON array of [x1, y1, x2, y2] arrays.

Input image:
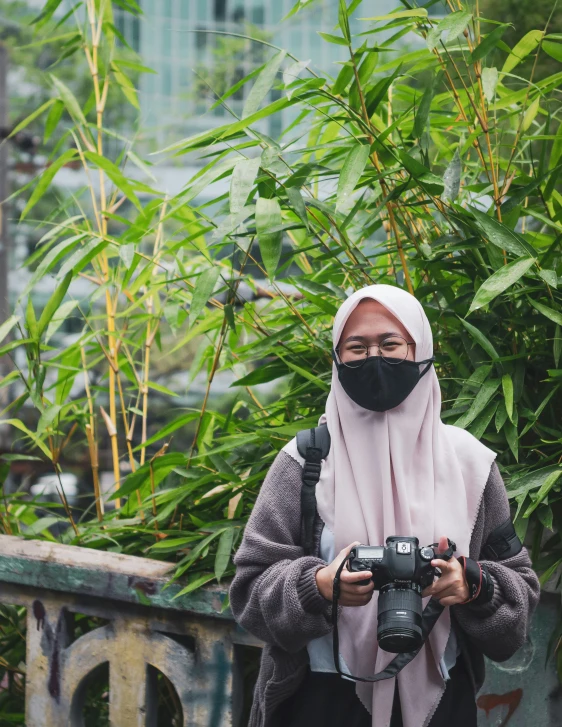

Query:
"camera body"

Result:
[[348, 536, 441, 654]]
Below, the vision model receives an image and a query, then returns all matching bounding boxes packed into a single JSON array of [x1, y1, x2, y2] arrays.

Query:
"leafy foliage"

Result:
[[2, 1, 562, 702]]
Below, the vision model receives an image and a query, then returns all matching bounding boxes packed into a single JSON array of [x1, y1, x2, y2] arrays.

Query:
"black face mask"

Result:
[[332, 351, 435, 412]]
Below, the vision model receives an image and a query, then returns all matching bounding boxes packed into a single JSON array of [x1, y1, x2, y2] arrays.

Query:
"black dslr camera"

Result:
[[348, 536, 454, 654]]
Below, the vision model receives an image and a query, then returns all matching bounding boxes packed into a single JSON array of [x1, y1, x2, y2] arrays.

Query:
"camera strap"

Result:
[[296, 424, 331, 556], [331, 541, 455, 683]]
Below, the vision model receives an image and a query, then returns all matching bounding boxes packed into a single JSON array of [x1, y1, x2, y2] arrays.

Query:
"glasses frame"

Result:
[[334, 335, 416, 368]]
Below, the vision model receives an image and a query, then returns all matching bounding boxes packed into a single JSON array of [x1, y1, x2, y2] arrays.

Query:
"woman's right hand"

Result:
[[315, 541, 375, 607]]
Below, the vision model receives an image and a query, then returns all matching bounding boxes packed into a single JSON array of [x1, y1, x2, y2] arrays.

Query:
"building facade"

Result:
[[115, 0, 395, 148]]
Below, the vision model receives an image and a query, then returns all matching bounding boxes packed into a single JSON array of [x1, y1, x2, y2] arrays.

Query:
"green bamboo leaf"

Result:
[[454, 379, 501, 429], [317, 32, 349, 46], [468, 401, 497, 440], [9, 99, 55, 139], [524, 470, 562, 517], [469, 207, 536, 258], [20, 233, 87, 300], [442, 148, 461, 202], [554, 324, 562, 367], [550, 121, 562, 170], [189, 267, 221, 327], [32, 0, 64, 26], [113, 67, 140, 110], [256, 197, 282, 277], [50, 74, 88, 127], [283, 60, 310, 97], [542, 40, 562, 63], [113, 59, 157, 74], [56, 238, 106, 280], [159, 96, 293, 155], [413, 80, 434, 139], [522, 96, 540, 132], [426, 11, 472, 50], [21, 149, 78, 220], [338, 0, 351, 43], [84, 152, 142, 211], [458, 318, 499, 359], [127, 150, 157, 183], [481, 67, 498, 103], [333, 62, 355, 95], [25, 297, 38, 340], [174, 572, 217, 598], [501, 30, 544, 74], [37, 272, 72, 337], [468, 257, 535, 314], [336, 144, 370, 214], [278, 355, 330, 391], [230, 156, 261, 214], [504, 419, 519, 461], [243, 50, 286, 118], [110, 452, 186, 500], [529, 299, 562, 326], [0, 420, 52, 459], [362, 9, 428, 21], [538, 270, 557, 288], [502, 373, 514, 422], [44, 99, 64, 143], [0, 315, 19, 345], [132, 412, 200, 452], [470, 25, 507, 62], [44, 300, 78, 343], [286, 187, 309, 229], [215, 527, 235, 582]]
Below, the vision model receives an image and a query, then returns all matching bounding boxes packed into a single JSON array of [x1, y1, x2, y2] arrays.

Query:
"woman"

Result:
[[230, 285, 539, 727]]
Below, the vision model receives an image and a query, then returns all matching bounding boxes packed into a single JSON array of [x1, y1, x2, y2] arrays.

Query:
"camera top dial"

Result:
[[419, 547, 435, 562]]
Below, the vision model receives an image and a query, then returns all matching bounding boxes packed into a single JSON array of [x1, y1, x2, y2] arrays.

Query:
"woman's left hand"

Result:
[[421, 535, 469, 606]]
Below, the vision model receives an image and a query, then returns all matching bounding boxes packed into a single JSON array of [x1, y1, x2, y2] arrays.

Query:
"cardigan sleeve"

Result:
[[229, 449, 333, 653], [452, 462, 540, 662]]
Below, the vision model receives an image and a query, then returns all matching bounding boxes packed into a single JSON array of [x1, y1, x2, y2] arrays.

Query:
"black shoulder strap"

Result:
[[481, 517, 522, 561], [296, 424, 331, 555]]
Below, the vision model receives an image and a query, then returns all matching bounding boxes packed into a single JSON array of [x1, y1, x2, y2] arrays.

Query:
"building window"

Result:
[[232, 5, 245, 23], [195, 27, 207, 49], [252, 6, 264, 25], [214, 0, 227, 21]]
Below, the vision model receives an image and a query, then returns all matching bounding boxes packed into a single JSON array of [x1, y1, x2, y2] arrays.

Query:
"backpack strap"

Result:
[[296, 423, 331, 555]]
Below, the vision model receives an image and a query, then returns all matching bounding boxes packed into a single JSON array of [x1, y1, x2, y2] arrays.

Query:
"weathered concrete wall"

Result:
[[478, 594, 561, 727]]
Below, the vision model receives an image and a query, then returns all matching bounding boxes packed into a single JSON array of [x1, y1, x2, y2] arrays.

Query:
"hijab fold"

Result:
[[283, 285, 496, 727]]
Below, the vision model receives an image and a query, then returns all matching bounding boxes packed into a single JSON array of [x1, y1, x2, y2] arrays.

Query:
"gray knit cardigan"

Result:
[[230, 451, 540, 727]]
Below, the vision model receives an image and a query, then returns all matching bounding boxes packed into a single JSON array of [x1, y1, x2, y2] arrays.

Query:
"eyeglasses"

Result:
[[334, 335, 415, 369]]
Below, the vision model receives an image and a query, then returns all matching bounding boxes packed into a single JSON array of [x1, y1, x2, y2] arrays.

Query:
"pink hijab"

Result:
[[283, 284, 496, 727]]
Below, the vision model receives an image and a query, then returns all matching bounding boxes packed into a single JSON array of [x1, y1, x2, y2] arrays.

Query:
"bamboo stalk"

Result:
[[100, 405, 120, 509]]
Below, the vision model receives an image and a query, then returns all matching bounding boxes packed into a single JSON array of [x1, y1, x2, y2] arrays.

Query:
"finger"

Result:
[[431, 558, 451, 571], [438, 596, 464, 607], [431, 583, 460, 600], [340, 541, 362, 558], [437, 535, 449, 554], [340, 581, 374, 596], [430, 575, 463, 596], [340, 569, 373, 584]]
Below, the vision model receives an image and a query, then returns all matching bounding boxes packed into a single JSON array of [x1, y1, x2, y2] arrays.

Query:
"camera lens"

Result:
[[377, 584, 423, 653]]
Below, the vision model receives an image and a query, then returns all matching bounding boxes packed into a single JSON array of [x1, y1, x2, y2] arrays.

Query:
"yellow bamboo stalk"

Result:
[[81, 345, 104, 520], [100, 406, 120, 509]]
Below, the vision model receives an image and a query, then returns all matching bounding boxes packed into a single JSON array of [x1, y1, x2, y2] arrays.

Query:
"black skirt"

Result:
[[274, 657, 477, 727]]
